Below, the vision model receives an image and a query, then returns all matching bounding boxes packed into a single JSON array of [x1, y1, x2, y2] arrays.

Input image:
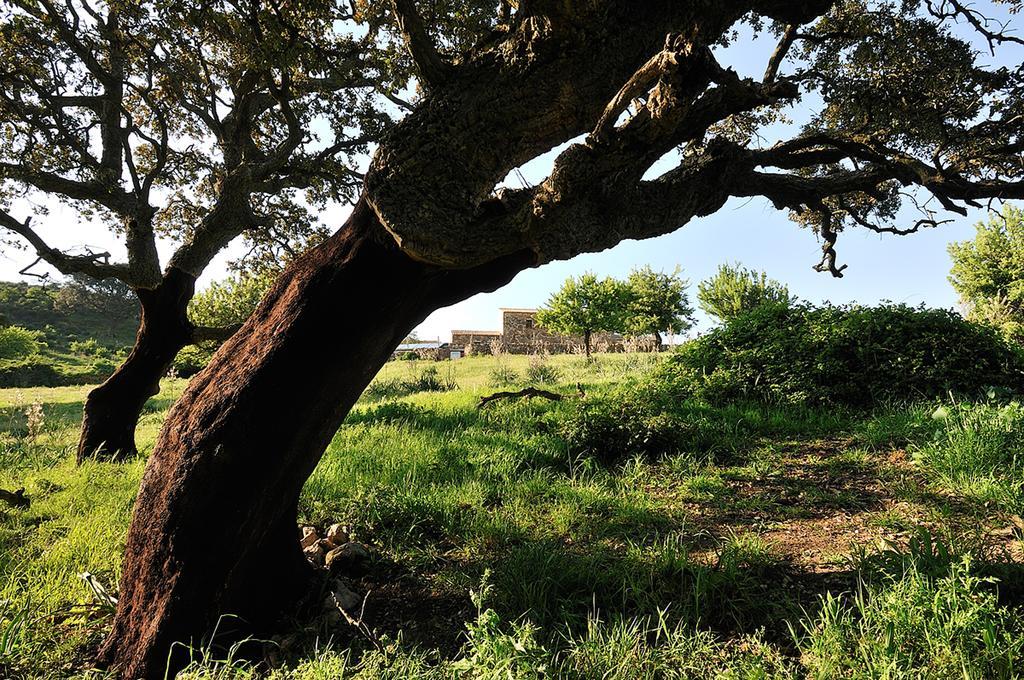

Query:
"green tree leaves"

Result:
[[623, 266, 694, 345], [537, 267, 695, 355], [697, 263, 793, 324], [536, 273, 625, 357], [948, 205, 1024, 344]]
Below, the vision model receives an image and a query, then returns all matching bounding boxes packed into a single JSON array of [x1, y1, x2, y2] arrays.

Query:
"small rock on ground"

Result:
[[325, 542, 371, 574]]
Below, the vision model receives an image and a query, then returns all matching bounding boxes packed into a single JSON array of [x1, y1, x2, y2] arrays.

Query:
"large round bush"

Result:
[[671, 303, 1024, 406]]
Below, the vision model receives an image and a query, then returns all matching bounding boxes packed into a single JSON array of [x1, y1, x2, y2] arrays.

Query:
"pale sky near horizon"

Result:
[[1, 3, 1020, 343]]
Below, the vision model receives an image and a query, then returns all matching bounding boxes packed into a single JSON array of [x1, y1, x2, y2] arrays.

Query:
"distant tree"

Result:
[[171, 271, 278, 376], [54, 274, 139, 338], [948, 206, 1024, 344], [697, 263, 793, 324], [189, 271, 278, 334], [623, 266, 694, 350], [537, 273, 625, 359]]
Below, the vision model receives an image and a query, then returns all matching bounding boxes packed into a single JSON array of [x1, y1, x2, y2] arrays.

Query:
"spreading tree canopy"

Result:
[[54, 1, 1024, 676], [0, 0, 403, 459]]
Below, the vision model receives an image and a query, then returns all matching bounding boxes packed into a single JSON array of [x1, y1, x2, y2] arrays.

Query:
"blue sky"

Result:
[[0, 3, 1019, 342]]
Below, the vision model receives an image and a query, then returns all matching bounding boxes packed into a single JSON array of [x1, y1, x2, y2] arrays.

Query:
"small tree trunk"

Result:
[[77, 269, 196, 464], [584, 329, 592, 360], [98, 199, 531, 678], [653, 330, 662, 352]]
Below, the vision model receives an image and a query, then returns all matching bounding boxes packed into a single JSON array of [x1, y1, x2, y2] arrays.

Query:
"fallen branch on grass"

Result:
[[477, 387, 565, 409]]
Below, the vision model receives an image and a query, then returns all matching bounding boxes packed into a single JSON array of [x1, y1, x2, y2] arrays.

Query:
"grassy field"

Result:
[[1, 353, 1023, 678]]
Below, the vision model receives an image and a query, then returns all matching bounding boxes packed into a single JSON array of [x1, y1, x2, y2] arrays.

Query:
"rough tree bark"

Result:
[[77, 269, 196, 463], [98, 199, 533, 677]]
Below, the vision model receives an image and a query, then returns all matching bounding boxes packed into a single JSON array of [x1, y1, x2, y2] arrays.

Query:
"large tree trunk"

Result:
[[77, 268, 196, 464], [98, 199, 532, 678]]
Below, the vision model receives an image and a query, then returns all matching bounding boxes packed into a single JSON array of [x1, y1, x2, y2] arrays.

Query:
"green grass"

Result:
[[0, 354, 1023, 678]]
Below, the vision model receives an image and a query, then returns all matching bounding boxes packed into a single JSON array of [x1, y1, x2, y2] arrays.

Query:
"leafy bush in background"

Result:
[[673, 303, 1024, 406], [948, 205, 1024, 345], [0, 326, 40, 360], [68, 338, 108, 357], [697, 262, 793, 324], [171, 345, 209, 378]]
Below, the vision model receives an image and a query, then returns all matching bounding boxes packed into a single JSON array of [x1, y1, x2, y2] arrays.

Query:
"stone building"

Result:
[[449, 329, 501, 356], [449, 308, 622, 356], [390, 341, 452, 361], [499, 308, 575, 353]]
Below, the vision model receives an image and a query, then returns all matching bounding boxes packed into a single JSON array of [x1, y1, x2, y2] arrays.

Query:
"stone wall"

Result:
[[448, 311, 626, 357], [501, 310, 622, 354], [450, 331, 501, 356], [501, 310, 576, 354]]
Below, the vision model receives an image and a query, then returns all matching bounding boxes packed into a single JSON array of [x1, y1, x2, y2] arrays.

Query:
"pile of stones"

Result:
[[299, 523, 372, 617]]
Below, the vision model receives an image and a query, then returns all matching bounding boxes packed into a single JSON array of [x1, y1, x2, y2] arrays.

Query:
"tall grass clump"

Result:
[[361, 364, 458, 402], [488, 364, 521, 387], [798, 547, 1024, 679], [525, 355, 561, 384], [916, 402, 1024, 511]]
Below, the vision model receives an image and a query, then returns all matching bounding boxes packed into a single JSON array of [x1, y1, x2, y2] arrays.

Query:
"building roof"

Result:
[[499, 308, 538, 314], [450, 329, 501, 336], [396, 342, 445, 351]]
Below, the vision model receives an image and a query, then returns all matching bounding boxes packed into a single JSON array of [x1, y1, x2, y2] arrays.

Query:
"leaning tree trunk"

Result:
[[653, 331, 662, 352], [98, 199, 532, 678], [76, 268, 196, 463]]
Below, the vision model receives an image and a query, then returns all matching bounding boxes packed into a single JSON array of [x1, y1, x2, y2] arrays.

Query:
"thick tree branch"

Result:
[[764, 24, 798, 83], [390, 0, 451, 88], [477, 387, 564, 409], [0, 163, 135, 214]]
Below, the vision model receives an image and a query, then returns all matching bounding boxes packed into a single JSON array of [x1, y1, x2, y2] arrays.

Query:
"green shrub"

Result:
[[0, 357, 61, 387], [68, 338, 106, 357], [172, 344, 212, 378], [488, 364, 521, 388], [525, 356, 561, 384], [673, 303, 1024, 406], [555, 394, 683, 464], [551, 376, 779, 464], [916, 402, 1024, 511], [0, 326, 40, 360]]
